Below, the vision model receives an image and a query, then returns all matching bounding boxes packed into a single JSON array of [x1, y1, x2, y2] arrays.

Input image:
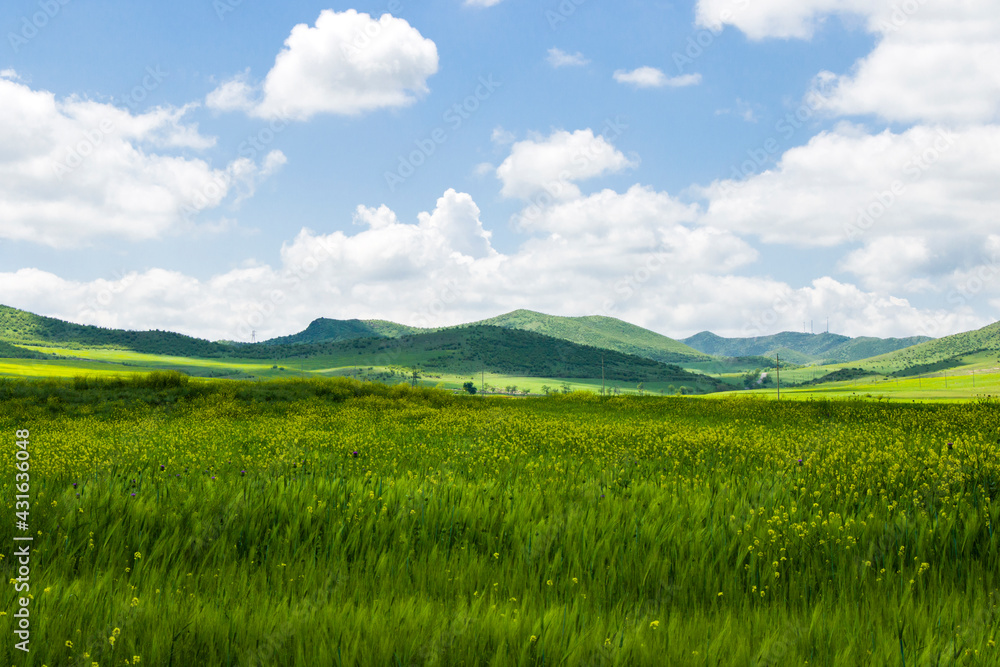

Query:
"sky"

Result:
[[1, 0, 998, 343]]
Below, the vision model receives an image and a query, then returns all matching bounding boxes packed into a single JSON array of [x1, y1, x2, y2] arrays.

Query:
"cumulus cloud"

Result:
[[4, 173, 990, 341], [0, 77, 283, 247], [491, 126, 516, 145], [547, 48, 590, 68], [695, 0, 873, 41], [613, 67, 701, 88], [496, 129, 636, 200], [810, 3, 1000, 124], [697, 124, 1000, 247], [697, 0, 1000, 124], [0, 182, 773, 341], [204, 70, 256, 113], [206, 10, 439, 121]]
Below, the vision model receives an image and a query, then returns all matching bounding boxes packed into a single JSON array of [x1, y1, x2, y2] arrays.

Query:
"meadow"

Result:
[[0, 375, 998, 665]]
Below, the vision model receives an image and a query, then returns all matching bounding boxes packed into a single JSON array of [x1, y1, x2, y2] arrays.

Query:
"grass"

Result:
[[6, 343, 721, 395], [712, 366, 1000, 402], [0, 377, 998, 665]]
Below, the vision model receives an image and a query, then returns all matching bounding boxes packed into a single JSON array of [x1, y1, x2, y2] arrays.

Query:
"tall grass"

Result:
[[0, 378, 997, 665]]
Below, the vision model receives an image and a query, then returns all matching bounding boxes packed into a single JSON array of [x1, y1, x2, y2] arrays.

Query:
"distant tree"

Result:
[[462, 381, 477, 395], [679, 386, 692, 395], [541, 385, 551, 396], [637, 382, 644, 396], [742, 369, 762, 389], [561, 382, 571, 394]]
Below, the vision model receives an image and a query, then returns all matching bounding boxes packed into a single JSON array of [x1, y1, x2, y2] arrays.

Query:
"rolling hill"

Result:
[[263, 318, 423, 345], [0, 305, 723, 391], [263, 309, 711, 364], [0, 340, 51, 359], [0, 304, 227, 357], [853, 320, 1000, 373], [467, 310, 710, 364], [316, 325, 724, 389], [682, 330, 932, 364]]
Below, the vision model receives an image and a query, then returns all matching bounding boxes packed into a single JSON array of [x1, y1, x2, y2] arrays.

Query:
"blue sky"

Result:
[[1, 0, 998, 342]]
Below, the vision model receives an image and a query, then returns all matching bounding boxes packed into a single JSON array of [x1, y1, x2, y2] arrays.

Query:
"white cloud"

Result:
[[465, 0, 505, 6], [695, 0, 873, 41], [838, 232, 1000, 297], [697, 0, 1000, 124], [496, 129, 636, 200], [716, 98, 758, 123], [547, 48, 590, 68], [838, 235, 937, 293], [697, 124, 1000, 247], [206, 10, 439, 121], [810, 3, 1000, 125], [613, 67, 702, 89], [0, 77, 283, 247], [0, 69, 19, 80], [205, 70, 255, 113], [491, 126, 516, 145], [5, 181, 991, 340]]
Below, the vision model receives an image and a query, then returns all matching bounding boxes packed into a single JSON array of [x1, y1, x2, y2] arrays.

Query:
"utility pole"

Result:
[[776, 353, 780, 401]]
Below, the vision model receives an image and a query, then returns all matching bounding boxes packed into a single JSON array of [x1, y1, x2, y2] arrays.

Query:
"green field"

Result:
[[1, 376, 997, 665], [2, 344, 717, 396]]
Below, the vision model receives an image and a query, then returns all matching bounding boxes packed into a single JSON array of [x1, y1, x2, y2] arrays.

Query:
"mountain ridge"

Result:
[[682, 330, 933, 364]]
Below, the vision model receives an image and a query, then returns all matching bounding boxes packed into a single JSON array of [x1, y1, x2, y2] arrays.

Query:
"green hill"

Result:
[[0, 304, 226, 357], [0, 341, 51, 359], [854, 320, 1000, 373], [682, 330, 931, 364], [0, 305, 723, 391], [264, 318, 424, 345], [470, 310, 710, 364], [265, 309, 710, 364], [320, 325, 723, 389]]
